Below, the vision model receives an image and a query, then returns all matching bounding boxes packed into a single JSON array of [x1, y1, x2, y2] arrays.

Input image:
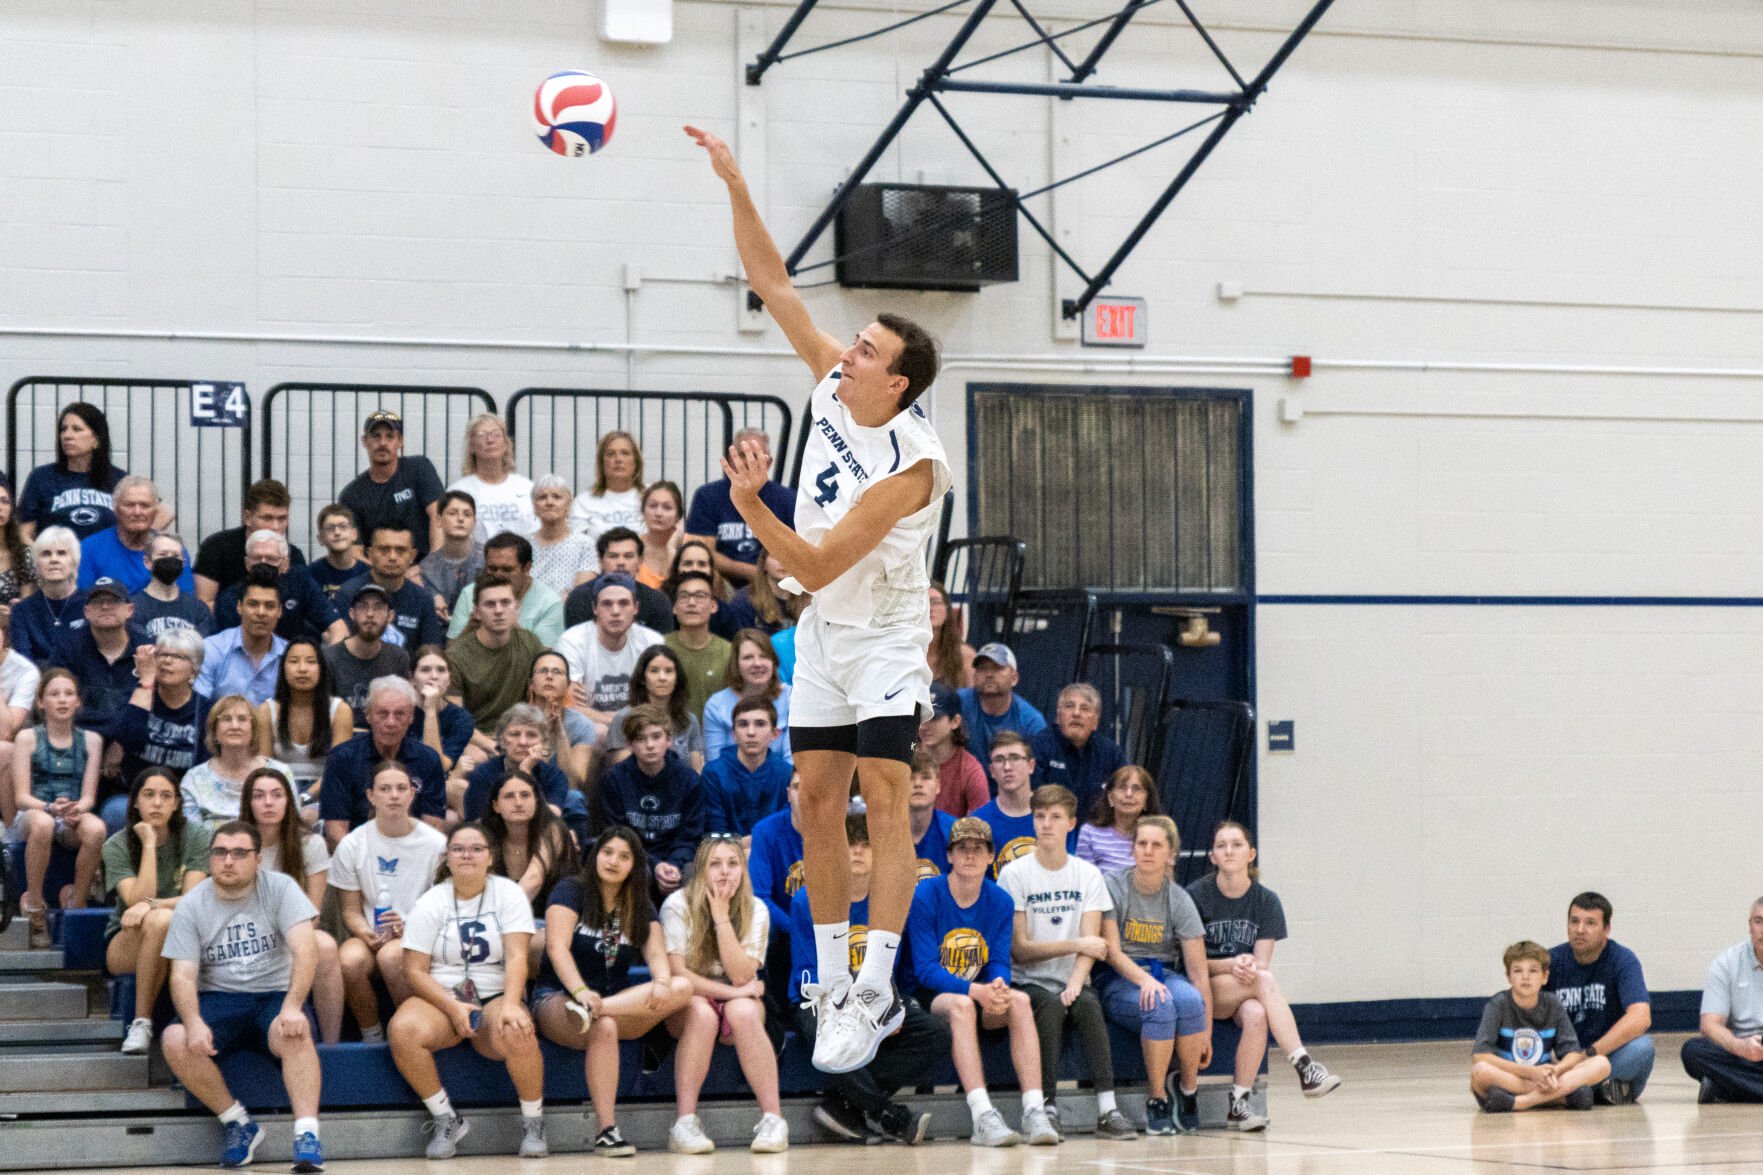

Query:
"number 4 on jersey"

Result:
[[814, 462, 839, 506]]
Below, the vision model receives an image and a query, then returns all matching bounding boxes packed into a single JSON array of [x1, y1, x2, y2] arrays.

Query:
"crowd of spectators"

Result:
[[0, 403, 1340, 1165]]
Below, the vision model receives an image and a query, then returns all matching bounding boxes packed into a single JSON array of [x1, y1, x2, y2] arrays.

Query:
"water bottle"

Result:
[[373, 888, 393, 930]]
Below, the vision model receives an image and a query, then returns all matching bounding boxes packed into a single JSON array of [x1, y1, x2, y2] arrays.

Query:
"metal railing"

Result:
[[1007, 588, 1097, 719], [1081, 641, 1175, 768], [934, 536, 1026, 648], [505, 388, 793, 499], [1150, 698, 1256, 885], [260, 383, 495, 553], [6, 376, 253, 544]]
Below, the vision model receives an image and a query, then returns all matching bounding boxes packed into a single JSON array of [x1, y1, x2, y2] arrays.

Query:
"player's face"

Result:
[[837, 322, 909, 414], [1209, 827, 1255, 878], [908, 771, 938, 810], [369, 769, 415, 819], [949, 839, 990, 881]]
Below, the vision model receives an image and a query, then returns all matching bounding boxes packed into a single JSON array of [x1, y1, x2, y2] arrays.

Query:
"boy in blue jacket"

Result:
[[791, 809, 949, 1147], [909, 816, 1060, 1148], [702, 696, 793, 838], [595, 704, 703, 897]]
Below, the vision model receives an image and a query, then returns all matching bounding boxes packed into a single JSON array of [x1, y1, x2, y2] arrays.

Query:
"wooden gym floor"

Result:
[[74, 1034, 1755, 1174]]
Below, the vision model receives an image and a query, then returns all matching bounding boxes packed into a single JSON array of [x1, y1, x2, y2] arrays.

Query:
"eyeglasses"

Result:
[[1112, 783, 1148, 795], [155, 651, 191, 662], [674, 591, 713, 603], [990, 754, 1031, 766], [448, 844, 490, 857], [209, 847, 258, 862]]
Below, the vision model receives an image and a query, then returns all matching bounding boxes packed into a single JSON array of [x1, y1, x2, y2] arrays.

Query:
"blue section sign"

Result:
[[190, 382, 249, 428], [1267, 720, 1295, 753]]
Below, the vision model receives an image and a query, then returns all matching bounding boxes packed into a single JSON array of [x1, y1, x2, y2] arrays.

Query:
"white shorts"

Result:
[[789, 605, 933, 729]]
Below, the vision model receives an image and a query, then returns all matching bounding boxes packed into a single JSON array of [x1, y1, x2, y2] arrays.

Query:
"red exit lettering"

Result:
[[1094, 303, 1137, 339]]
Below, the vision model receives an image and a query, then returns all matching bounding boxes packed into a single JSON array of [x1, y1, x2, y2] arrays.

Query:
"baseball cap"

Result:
[[929, 681, 960, 719], [949, 816, 993, 848], [86, 577, 129, 603], [973, 642, 1017, 671], [363, 409, 403, 434], [349, 581, 393, 605], [591, 571, 637, 602]]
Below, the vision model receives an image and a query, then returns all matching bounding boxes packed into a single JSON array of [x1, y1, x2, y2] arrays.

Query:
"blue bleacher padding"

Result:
[[7, 841, 77, 910], [62, 908, 109, 970]]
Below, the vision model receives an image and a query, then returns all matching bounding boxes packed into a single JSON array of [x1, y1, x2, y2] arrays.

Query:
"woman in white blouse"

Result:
[[569, 431, 644, 551]]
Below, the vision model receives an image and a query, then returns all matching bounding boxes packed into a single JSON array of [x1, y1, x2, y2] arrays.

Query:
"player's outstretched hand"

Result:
[[721, 439, 773, 506], [684, 125, 743, 187]]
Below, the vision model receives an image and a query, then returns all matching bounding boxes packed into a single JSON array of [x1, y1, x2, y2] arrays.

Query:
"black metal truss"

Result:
[[746, 0, 1336, 318]]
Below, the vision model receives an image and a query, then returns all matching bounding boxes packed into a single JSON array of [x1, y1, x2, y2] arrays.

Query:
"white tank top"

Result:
[[783, 368, 951, 629]]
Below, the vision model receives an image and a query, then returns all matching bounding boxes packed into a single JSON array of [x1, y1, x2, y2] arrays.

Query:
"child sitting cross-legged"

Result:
[[1471, 940, 1610, 1112]]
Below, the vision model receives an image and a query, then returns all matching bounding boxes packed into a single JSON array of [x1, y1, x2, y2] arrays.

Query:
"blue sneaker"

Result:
[[1144, 1096, 1174, 1136], [292, 1131, 325, 1173], [220, 1119, 263, 1169], [1174, 1088, 1199, 1135]]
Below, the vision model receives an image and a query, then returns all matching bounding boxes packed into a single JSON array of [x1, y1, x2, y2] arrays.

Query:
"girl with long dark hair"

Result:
[[483, 769, 576, 909], [258, 639, 353, 817], [243, 766, 346, 1043], [601, 645, 705, 771]]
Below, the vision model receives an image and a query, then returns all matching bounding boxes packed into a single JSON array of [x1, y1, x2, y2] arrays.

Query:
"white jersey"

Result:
[[785, 369, 950, 629]]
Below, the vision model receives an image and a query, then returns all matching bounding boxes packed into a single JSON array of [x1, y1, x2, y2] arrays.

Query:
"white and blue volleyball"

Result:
[[534, 70, 617, 157]]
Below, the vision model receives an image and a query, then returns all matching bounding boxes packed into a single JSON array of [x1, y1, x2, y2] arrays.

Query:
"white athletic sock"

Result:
[[422, 1090, 455, 1121], [1178, 1083, 1198, 1097], [1232, 1084, 1251, 1101], [1289, 1049, 1309, 1066], [218, 1102, 249, 1126], [966, 1088, 993, 1116], [359, 1023, 385, 1043], [814, 921, 852, 994], [519, 1099, 544, 1119], [1096, 1091, 1118, 1115], [293, 1118, 319, 1139], [1021, 1089, 1045, 1113], [853, 929, 901, 996]]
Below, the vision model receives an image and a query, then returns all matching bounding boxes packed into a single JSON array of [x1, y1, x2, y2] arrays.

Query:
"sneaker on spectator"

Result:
[[970, 1107, 1020, 1147], [291, 1130, 325, 1173], [1174, 1088, 1199, 1135], [1044, 1104, 1063, 1141], [120, 1018, 154, 1055], [668, 1114, 715, 1155], [1698, 1077, 1721, 1105], [519, 1116, 548, 1157], [593, 1125, 635, 1157], [813, 1094, 872, 1143], [1595, 1077, 1633, 1105], [1295, 1054, 1342, 1098], [1143, 1096, 1174, 1136], [873, 1103, 931, 1146], [1021, 1105, 1060, 1146], [814, 983, 906, 1075], [1096, 1108, 1138, 1141], [751, 1112, 790, 1153], [1480, 1088, 1515, 1113], [219, 1119, 262, 1169], [1563, 1085, 1594, 1111], [423, 1114, 470, 1160], [1228, 1091, 1268, 1132]]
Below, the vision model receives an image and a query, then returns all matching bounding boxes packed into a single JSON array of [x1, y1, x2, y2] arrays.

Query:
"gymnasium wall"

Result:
[[4, 1, 1763, 1007]]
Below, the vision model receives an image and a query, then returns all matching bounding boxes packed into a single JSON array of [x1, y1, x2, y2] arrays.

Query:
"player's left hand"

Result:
[[721, 439, 773, 506]]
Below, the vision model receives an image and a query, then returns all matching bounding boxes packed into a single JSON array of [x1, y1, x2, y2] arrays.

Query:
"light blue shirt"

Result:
[[194, 627, 288, 706], [1702, 939, 1763, 1037]]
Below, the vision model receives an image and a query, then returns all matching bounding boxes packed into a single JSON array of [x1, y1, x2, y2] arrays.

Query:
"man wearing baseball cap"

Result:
[[958, 642, 1048, 772], [337, 409, 445, 560], [907, 816, 1060, 1147], [48, 575, 148, 735]]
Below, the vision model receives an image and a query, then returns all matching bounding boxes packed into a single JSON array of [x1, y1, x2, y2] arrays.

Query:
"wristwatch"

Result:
[[1584, 1044, 1598, 1057]]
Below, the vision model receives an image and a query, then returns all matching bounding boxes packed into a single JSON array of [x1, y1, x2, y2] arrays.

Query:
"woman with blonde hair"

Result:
[[178, 695, 293, 829], [570, 431, 645, 552], [659, 834, 787, 1153], [451, 414, 537, 543]]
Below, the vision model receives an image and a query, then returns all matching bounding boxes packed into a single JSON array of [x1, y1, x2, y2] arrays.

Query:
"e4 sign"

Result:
[[190, 382, 249, 428], [1081, 296, 1147, 348]]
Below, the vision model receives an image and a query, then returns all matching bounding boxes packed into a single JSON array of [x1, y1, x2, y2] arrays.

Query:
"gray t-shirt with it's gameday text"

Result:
[[1105, 867, 1205, 974], [161, 871, 317, 994]]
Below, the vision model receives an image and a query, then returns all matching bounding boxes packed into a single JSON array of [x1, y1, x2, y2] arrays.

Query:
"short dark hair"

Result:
[[670, 569, 714, 597], [876, 312, 940, 409], [473, 570, 516, 601], [439, 489, 477, 514], [846, 810, 871, 844], [731, 695, 777, 727], [244, 479, 291, 512], [597, 526, 643, 559], [1569, 892, 1613, 926], [484, 531, 532, 566], [241, 563, 285, 604], [211, 820, 262, 851], [368, 523, 414, 548], [316, 503, 354, 530]]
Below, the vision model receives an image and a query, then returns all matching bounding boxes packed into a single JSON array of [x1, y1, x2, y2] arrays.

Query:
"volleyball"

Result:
[[533, 70, 617, 157]]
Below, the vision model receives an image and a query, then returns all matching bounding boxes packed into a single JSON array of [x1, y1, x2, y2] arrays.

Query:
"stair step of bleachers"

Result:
[[0, 919, 29, 951], [0, 1017, 123, 1046], [0, 1050, 148, 1092], [0, 981, 88, 1020], [0, 1086, 186, 1118], [0, 948, 65, 972]]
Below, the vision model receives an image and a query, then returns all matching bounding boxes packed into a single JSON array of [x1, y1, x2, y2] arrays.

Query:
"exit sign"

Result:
[[1081, 296, 1147, 347]]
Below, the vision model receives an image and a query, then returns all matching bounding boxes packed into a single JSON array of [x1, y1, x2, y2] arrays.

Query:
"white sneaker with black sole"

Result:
[[121, 1018, 154, 1055], [812, 983, 906, 1075]]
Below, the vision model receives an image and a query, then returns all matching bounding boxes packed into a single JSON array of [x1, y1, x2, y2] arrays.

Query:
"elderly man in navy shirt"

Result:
[[1031, 682, 1126, 817], [49, 577, 148, 734], [1545, 891, 1654, 1104], [319, 675, 447, 849]]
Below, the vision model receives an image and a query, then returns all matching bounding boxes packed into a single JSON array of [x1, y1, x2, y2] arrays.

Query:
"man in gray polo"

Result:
[[1681, 898, 1763, 1103]]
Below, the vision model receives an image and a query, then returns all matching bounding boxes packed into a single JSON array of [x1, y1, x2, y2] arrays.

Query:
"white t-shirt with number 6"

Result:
[[402, 875, 535, 999]]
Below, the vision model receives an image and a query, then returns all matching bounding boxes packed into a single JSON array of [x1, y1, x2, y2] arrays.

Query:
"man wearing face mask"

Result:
[[129, 532, 214, 641], [77, 476, 193, 596], [213, 531, 345, 646]]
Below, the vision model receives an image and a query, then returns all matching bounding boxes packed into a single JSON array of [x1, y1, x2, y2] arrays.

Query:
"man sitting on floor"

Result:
[[1546, 891, 1654, 1104]]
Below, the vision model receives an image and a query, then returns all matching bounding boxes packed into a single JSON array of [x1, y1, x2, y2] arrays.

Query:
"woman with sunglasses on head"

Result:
[[1076, 765, 1162, 876], [601, 644, 704, 772], [533, 826, 694, 1158], [102, 766, 211, 1055], [660, 833, 788, 1154], [256, 639, 352, 825], [243, 766, 346, 1044], [392, 821, 548, 1160], [10, 668, 106, 943], [526, 651, 595, 789]]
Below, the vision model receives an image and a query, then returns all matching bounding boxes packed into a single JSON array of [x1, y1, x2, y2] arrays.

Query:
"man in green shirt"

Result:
[[446, 573, 542, 736], [664, 569, 729, 721]]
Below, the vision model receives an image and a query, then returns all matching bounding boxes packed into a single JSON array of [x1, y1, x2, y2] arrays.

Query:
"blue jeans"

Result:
[[1095, 968, 1207, 1041], [99, 794, 131, 836], [1607, 1034, 1655, 1099]]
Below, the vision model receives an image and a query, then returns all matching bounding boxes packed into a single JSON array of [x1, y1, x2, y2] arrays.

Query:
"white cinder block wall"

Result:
[[4, 0, 1762, 1005]]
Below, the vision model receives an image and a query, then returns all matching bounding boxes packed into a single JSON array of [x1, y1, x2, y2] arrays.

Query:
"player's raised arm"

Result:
[[685, 125, 843, 379]]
